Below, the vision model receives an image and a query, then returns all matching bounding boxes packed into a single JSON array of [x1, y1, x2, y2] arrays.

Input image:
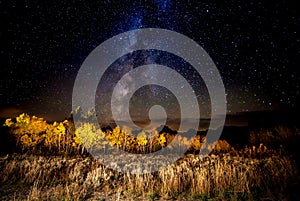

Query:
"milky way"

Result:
[[0, 0, 299, 121]]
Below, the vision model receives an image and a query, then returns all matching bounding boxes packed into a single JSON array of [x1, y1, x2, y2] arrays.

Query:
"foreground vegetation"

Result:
[[0, 113, 299, 200], [1, 150, 297, 200]]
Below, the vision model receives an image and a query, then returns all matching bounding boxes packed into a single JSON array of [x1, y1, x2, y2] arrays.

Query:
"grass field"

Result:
[[0, 114, 299, 200]]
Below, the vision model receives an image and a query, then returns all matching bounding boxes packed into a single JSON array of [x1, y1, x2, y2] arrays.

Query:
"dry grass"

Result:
[[1, 116, 299, 200], [0, 148, 298, 201]]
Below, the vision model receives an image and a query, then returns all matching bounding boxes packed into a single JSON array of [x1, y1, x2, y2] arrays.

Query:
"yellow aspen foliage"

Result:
[[3, 113, 222, 155], [74, 123, 106, 153], [137, 131, 148, 146], [191, 135, 201, 150], [16, 113, 31, 125], [5, 114, 48, 150], [4, 118, 14, 127], [20, 135, 33, 148], [107, 126, 126, 148], [158, 133, 166, 147], [106, 126, 119, 146], [214, 140, 231, 152], [73, 134, 83, 146], [125, 134, 135, 151], [4, 113, 71, 153]]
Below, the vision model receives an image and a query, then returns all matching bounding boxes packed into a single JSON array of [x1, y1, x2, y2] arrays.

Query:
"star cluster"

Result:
[[0, 0, 299, 121]]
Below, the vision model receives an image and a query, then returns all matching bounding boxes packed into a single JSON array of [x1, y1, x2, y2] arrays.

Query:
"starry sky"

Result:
[[0, 0, 299, 123]]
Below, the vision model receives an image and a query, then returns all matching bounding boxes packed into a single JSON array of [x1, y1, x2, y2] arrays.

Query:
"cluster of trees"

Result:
[[3, 113, 232, 155], [4, 113, 76, 154]]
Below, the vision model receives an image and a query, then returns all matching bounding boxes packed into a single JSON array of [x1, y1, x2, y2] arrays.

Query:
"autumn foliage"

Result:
[[4, 114, 76, 154], [4, 113, 213, 155]]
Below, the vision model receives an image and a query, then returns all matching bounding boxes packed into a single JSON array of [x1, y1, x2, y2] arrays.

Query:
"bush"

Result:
[[249, 125, 300, 149], [3, 114, 186, 155]]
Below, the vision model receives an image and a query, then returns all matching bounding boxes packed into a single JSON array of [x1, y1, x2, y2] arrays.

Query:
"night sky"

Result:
[[0, 0, 299, 123]]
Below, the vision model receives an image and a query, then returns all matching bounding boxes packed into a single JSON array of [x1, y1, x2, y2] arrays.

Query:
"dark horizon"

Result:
[[1, 106, 298, 131]]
